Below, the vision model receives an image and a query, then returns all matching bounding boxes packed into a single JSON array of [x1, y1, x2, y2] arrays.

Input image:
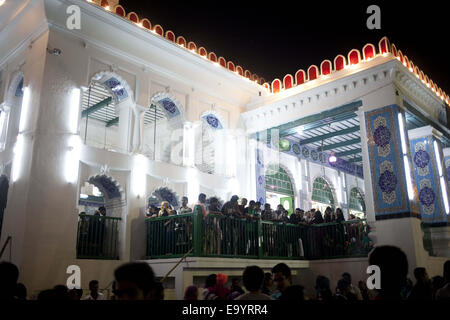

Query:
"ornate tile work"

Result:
[[410, 137, 444, 222], [365, 105, 409, 217], [103, 77, 129, 102], [201, 113, 223, 130]]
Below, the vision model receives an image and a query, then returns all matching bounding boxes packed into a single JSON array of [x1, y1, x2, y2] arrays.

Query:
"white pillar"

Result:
[[116, 101, 133, 154]]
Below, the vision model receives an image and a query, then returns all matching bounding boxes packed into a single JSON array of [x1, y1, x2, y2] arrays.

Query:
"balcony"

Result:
[[145, 210, 372, 260], [76, 214, 121, 260]]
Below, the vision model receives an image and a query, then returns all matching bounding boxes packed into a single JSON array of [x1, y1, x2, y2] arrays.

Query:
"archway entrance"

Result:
[[349, 187, 366, 219], [265, 164, 295, 215], [311, 177, 335, 213]]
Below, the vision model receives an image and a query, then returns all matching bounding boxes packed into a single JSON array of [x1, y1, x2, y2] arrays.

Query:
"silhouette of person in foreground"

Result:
[[368, 245, 408, 300]]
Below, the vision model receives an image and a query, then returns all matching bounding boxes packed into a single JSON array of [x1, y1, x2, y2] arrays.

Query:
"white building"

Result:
[[0, 0, 449, 299]]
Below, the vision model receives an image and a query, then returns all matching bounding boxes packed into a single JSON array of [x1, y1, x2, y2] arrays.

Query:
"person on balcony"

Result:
[[179, 196, 192, 215], [310, 210, 324, 224], [205, 197, 222, 255], [194, 193, 207, 218], [261, 203, 273, 221], [158, 201, 172, 217], [221, 195, 244, 255], [239, 198, 248, 214], [323, 207, 334, 223]]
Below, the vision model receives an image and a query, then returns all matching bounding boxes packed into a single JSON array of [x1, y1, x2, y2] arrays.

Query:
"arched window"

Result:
[[311, 177, 335, 211], [80, 82, 119, 151], [349, 187, 366, 218], [265, 165, 294, 214], [76, 175, 125, 260]]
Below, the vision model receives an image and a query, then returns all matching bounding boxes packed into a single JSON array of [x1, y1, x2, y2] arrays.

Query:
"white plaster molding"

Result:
[[408, 125, 442, 140]]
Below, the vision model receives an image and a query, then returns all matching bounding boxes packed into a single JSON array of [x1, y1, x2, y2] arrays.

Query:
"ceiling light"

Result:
[[329, 153, 337, 163]]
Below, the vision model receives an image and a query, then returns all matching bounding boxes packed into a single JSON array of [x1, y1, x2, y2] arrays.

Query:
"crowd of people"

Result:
[[1, 247, 449, 301], [146, 193, 358, 225]]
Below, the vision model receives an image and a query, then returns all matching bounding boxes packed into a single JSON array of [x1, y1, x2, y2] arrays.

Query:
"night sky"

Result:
[[119, 0, 450, 97]]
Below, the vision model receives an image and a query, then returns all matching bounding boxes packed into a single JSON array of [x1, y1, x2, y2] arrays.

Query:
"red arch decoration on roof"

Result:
[[425, 75, 430, 86], [295, 69, 306, 85], [348, 49, 361, 65], [363, 44, 376, 60], [420, 71, 425, 81], [218, 57, 226, 68], [227, 61, 235, 72], [115, 5, 125, 17], [244, 70, 252, 79], [166, 31, 175, 42], [128, 12, 139, 23], [199, 47, 207, 57], [208, 52, 217, 62], [398, 51, 404, 63], [272, 79, 282, 93], [263, 83, 270, 90], [141, 18, 151, 29], [404, 56, 410, 68], [101, 0, 109, 8], [378, 37, 390, 54], [259, 78, 266, 85], [176, 36, 186, 47], [283, 74, 294, 89], [188, 42, 197, 52], [320, 60, 332, 75], [307, 65, 318, 81], [154, 25, 163, 36], [414, 66, 420, 77], [392, 44, 398, 57], [252, 74, 259, 82], [334, 55, 346, 71], [236, 66, 244, 76]]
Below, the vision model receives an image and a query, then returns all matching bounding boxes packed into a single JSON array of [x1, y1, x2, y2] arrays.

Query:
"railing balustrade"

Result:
[[145, 212, 371, 260], [77, 214, 121, 260]]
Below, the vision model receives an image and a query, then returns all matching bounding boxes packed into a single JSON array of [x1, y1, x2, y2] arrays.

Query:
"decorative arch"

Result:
[[127, 12, 139, 23], [311, 176, 335, 208], [320, 60, 332, 75], [141, 18, 151, 30], [198, 47, 207, 57], [244, 70, 252, 79], [188, 42, 197, 52], [208, 52, 217, 62], [165, 30, 176, 42], [349, 187, 366, 213], [227, 61, 235, 72], [200, 110, 226, 130], [264, 163, 296, 198], [150, 91, 185, 121], [148, 186, 180, 209], [362, 43, 376, 60], [307, 65, 319, 81], [218, 57, 226, 68], [236, 66, 244, 76], [283, 74, 294, 89], [115, 5, 126, 17], [272, 79, 282, 93], [154, 25, 164, 36], [87, 174, 126, 216], [90, 71, 134, 105], [348, 49, 361, 65], [334, 55, 346, 71], [176, 36, 187, 47], [378, 37, 390, 55], [295, 69, 306, 85]]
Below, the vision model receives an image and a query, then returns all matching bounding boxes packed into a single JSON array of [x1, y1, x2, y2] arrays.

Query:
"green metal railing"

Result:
[[145, 212, 371, 260], [77, 214, 121, 260]]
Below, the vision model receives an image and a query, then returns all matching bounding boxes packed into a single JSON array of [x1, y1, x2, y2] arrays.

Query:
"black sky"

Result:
[[119, 0, 450, 97]]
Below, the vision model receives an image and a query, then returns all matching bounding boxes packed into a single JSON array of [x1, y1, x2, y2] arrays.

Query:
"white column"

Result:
[[116, 101, 133, 154], [131, 104, 146, 153]]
